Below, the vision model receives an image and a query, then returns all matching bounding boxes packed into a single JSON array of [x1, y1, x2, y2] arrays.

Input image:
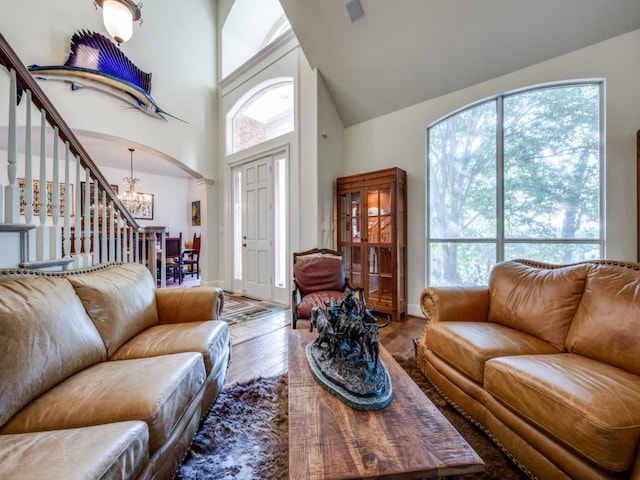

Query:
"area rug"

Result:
[[175, 355, 527, 480], [221, 296, 286, 327], [175, 374, 288, 480]]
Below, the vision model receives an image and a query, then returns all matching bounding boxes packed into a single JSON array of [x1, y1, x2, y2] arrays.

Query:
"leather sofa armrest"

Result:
[[155, 287, 224, 324], [420, 286, 489, 323]]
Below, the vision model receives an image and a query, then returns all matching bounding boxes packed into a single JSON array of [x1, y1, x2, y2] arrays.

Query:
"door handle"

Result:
[[242, 243, 247, 247]]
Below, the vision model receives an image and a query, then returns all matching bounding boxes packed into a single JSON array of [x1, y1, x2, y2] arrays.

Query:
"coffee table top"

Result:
[[288, 328, 484, 480]]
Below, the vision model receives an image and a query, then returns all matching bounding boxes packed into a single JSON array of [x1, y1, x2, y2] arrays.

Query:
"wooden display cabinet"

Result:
[[336, 167, 407, 321]]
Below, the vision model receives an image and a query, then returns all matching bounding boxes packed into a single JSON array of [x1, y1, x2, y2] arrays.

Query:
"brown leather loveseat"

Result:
[[0, 262, 231, 480], [416, 259, 640, 479]]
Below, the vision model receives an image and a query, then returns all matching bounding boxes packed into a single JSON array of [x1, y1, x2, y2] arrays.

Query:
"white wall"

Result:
[[0, 0, 218, 179], [343, 30, 640, 316], [220, 0, 286, 78], [317, 73, 345, 249], [297, 57, 320, 251]]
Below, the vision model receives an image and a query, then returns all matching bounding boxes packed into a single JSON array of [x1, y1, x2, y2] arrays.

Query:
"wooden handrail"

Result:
[[0, 32, 139, 228]]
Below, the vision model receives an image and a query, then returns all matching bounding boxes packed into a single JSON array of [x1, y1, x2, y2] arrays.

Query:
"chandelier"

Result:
[[118, 148, 145, 213], [94, 0, 143, 45]]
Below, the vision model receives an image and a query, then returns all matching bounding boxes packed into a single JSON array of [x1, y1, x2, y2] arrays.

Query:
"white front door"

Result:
[[241, 156, 272, 299]]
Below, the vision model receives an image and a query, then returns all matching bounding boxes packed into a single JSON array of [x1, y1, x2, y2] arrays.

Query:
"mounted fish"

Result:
[[28, 30, 184, 122]]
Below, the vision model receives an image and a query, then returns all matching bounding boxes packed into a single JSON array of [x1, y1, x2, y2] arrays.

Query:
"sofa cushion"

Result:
[[0, 277, 106, 428], [565, 265, 640, 375], [485, 354, 640, 472], [294, 256, 345, 296], [296, 290, 348, 319], [0, 422, 148, 480], [426, 322, 560, 383], [0, 353, 205, 454], [110, 320, 229, 376], [488, 261, 590, 350], [68, 263, 159, 357], [155, 287, 223, 324]]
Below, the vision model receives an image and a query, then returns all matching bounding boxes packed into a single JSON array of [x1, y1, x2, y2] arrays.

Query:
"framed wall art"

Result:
[[192, 200, 201, 226], [127, 193, 154, 220]]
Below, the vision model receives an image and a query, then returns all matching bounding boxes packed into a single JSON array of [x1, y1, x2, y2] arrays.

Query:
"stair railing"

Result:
[[0, 32, 152, 272]]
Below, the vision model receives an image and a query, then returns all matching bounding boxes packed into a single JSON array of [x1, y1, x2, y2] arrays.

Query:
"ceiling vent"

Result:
[[345, 0, 364, 23]]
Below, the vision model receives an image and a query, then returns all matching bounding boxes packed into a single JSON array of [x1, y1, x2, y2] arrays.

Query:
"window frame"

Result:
[[425, 80, 605, 286]]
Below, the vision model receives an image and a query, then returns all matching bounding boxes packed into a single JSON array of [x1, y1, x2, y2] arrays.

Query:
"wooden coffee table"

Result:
[[288, 328, 484, 479]]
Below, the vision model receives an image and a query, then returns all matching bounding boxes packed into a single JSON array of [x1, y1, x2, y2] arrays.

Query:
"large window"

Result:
[[427, 82, 603, 286]]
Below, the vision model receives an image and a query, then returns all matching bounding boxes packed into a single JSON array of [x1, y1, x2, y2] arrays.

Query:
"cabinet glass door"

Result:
[[340, 191, 363, 287], [340, 191, 361, 243], [397, 184, 406, 309], [365, 185, 394, 306]]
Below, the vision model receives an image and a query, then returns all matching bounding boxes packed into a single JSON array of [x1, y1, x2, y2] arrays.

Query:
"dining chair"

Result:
[[182, 233, 200, 279], [158, 233, 184, 284]]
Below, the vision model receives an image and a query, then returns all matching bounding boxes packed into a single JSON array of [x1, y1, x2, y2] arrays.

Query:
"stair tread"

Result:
[[0, 224, 36, 232], [20, 258, 74, 270]]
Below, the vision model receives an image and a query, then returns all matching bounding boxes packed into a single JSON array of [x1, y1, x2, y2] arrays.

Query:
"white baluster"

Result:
[[24, 91, 33, 226], [4, 69, 19, 223], [101, 190, 108, 262], [73, 156, 82, 268], [63, 142, 71, 259], [38, 110, 46, 227], [93, 179, 99, 264], [116, 215, 123, 263], [83, 170, 91, 266], [109, 200, 116, 261], [51, 129, 59, 224], [130, 227, 135, 263], [49, 129, 61, 259], [36, 109, 47, 261]]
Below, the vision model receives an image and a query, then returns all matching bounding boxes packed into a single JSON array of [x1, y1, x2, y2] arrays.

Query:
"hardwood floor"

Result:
[[225, 307, 427, 385]]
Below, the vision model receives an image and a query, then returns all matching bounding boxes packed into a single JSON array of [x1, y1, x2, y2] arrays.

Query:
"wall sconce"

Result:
[[94, 0, 143, 45]]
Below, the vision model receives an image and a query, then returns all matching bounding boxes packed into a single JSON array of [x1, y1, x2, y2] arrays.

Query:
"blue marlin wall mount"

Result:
[[28, 30, 185, 122]]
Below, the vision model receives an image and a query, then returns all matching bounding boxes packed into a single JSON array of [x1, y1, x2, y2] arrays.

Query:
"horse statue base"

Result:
[[306, 342, 392, 411]]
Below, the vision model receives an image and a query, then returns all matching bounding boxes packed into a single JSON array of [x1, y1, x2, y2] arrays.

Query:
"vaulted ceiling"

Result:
[[280, 0, 640, 127]]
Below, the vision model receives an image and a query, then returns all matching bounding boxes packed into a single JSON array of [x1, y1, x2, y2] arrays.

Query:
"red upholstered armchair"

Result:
[[291, 248, 364, 329]]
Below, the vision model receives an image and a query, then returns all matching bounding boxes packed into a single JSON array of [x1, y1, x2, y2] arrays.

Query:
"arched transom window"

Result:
[[228, 78, 294, 154]]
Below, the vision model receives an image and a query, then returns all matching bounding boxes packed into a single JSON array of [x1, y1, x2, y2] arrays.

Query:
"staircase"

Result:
[[0, 33, 153, 272]]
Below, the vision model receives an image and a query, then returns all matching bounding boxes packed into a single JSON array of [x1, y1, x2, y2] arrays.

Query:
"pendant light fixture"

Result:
[[94, 0, 143, 45], [118, 148, 144, 213]]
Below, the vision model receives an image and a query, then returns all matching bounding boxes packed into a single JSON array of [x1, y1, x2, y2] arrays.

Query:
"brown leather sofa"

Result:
[[416, 259, 640, 480], [0, 262, 231, 480]]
